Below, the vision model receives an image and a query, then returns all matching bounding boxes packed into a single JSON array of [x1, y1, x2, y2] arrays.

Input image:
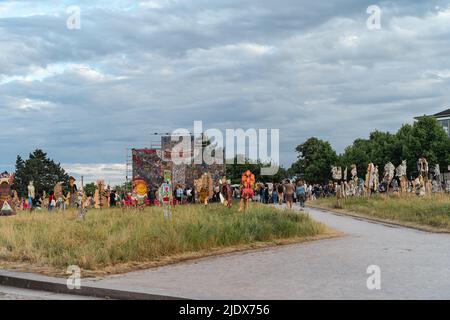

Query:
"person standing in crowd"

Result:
[[307, 184, 314, 200], [272, 186, 278, 204], [296, 180, 306, 209], [191, 185, 197, 204], [186, 186, 193, 204], [147, 185, 155, 206], [48, 191, 56, 212], [268, 183, 274, 203], [34, 193, 43, 211], [277, 183, 284, 205], [264, 184, 270, 204], [258, 184, 264, 203], [175, 184, 184, 204], [284, 180, 295, 209], [213, 184, 221, 203], [109, 190, 117, 207]]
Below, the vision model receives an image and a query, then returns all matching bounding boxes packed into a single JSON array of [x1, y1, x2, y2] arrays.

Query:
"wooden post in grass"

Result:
[[78, 175, 87, 220]]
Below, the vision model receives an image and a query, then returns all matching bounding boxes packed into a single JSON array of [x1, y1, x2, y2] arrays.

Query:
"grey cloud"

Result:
[[1, 0, 449, 182]]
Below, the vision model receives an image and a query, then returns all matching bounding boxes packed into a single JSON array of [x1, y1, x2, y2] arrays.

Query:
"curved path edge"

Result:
[[307, 204, 450, 234], [0, 269, 187, 300]]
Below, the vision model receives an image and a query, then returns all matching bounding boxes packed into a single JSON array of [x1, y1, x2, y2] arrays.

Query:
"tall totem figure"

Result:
[[12, 190, 19, 210], [133, 178, 148, 209], [396, 160, 408, 195], [159, 170, 173, 220], [364, 163, 379, 196], [432, 164, 442, 193], [239, 170, 255, 212], [383, 162, 396, 193], [198, 173, 213, 206], [54, 182, 65, 211], [417, 157, 430, 195], [331, 166, 343, 181], [27, 181, 35, 209], [68, 176, 78, 208], [349, 165, 359, 196], [0, 172, 16, 216], [417, 157, 429, 177], [415, 175, 426, 197], [94, 180, 109, 209]]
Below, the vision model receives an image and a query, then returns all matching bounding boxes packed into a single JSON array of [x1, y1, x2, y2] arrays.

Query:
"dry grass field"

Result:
[[0, 203, 334, 277]]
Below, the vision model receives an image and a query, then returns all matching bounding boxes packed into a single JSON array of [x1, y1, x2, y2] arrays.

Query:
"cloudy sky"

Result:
[[1, 0, 450, 184]]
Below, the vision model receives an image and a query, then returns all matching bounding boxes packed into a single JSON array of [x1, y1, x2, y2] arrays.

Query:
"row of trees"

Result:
[[289, 117, 450, 184], [225, 156, 287, 184]]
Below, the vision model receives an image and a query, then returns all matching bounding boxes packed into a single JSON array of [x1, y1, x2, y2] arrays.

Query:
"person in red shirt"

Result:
[[48, 191, 56, 212]]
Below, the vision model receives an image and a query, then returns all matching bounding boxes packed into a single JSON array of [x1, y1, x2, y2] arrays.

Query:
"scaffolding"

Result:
[[125, 132, 209, 190], [125, 133, 169, 191], [125, 148, 133, 192], [150, 133, 164, 150]]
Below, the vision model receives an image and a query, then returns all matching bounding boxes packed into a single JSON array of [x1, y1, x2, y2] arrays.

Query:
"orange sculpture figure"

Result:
[[195, 173, 213, 206], [133, 178, 148, 209], [134, 178, 148, 197], [239, 170, 255, 212]]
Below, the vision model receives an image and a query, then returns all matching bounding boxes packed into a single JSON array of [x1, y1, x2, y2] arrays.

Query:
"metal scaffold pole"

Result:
[[125, 148, 132, 194]]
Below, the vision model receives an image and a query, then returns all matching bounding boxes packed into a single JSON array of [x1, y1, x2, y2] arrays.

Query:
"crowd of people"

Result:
[[254, 182, 339, 205], [6, 174, 450, 214], [72, 179, 320, 211]]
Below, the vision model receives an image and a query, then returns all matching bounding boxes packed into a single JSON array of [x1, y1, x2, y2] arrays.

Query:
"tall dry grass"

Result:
[[0, 204, 326, 273], [313, 194, 450, 231]]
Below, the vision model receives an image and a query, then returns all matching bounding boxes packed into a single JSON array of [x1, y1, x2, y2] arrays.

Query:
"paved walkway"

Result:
[[86, 206, 450, 299], [0, 285, 100, 300]]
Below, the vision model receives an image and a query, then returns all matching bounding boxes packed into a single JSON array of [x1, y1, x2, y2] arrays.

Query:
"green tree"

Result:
[[83, 182, 97, 197], [289, 137, 338, 184], [340, 138, 371, 178], [394, 116, 450, 178], [225, 155, 287, 184], [340, 131, 396, 178], [14, 149, 69, 197], [340, 116, 450, 179], [115, 181, 132, 195]]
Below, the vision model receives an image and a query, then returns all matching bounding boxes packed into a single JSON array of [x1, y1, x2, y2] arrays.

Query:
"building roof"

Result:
[[433, 108, 450, 118], [415, 108, 450, 120]]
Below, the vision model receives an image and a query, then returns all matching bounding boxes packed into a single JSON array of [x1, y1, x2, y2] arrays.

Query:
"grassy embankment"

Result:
[[0, 203, 336, 277], [312, 194, 450, 233]]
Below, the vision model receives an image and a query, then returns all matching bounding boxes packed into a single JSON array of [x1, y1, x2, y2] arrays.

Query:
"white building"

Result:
[[416, 109, 450, 181], [433, 109, 450, 138]]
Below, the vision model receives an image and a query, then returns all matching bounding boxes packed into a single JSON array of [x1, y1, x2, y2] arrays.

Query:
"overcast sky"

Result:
[[1, 0, 450, 185]]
